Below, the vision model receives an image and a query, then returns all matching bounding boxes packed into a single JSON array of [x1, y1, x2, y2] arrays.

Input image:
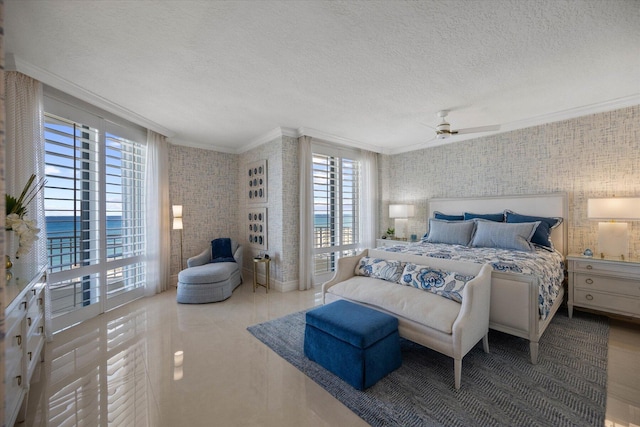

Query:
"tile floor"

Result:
[[22, 280, 640, 427]]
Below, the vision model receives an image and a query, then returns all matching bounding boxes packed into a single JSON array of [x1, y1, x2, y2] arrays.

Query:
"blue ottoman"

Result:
[[304, 300, 401, 390]]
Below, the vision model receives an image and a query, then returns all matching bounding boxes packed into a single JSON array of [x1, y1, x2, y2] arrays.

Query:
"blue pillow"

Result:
[[424, 218, 476, 246], [505, 211, 562, 251], [464, 212, 504, 222], [434, 211, 464, 221], [470, 220, 539, 252], [211, 238, 235, 263]]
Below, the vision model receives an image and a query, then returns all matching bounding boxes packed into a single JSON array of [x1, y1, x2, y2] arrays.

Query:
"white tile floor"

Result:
[[23, 280, 640, 427]]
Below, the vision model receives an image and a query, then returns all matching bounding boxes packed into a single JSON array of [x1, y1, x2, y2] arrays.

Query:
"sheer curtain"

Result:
[[360, 150, 379, 250], [144, 130, 171, 295], [298, 136, 314, 290], [5, 72, 50, 338]]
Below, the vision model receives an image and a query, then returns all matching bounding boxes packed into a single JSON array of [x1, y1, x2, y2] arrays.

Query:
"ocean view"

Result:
[[45, 216, 124, 267]]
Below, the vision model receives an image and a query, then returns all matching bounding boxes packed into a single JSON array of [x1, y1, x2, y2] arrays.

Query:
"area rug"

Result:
[[247, 307, 608, 427]]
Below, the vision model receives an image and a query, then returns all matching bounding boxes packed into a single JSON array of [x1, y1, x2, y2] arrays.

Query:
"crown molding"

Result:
[[295, 127, 384, 153], [6, 53, 174, 138], [168, 138, 239, 154], [384, 94, 640, 155]]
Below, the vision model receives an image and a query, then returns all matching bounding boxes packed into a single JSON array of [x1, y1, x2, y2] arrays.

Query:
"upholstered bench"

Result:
[[304, 300, 402, 390]]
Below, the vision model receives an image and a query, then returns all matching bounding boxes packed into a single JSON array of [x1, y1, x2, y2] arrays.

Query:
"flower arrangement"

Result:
[[5, 174, 46, 259]]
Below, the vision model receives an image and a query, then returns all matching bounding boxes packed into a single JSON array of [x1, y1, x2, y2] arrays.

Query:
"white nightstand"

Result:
[[567, 255, 640, 319], [376, 238, 412, 247]]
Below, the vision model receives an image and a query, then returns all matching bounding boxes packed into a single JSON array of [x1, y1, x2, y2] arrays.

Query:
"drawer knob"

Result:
[[39, 326, 44, 334], [32, 289, 37, 296], [586, 265, 593, 270], [21, 301, 27, 310], [585, 294, 594, 301], [38, 297, 43, 306], [28, 351, 33, 361], [16, 375, 22, 386], [585, 278, 593, 284], [27, 317, 32, 327], [16, 335, 22, 346]]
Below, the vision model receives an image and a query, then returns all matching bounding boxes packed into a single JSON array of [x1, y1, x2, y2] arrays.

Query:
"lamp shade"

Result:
[[173, 217, 183, 230], [172, 205, 183, 218], [389, 204, 415, 218], [587, 197, 640, 220]]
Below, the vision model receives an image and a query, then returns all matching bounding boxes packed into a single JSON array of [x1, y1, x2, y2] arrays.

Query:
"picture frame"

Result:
[[247, 159, 267, 204]]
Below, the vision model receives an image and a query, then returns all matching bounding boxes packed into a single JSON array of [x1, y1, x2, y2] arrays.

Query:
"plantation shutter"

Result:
[[43, 92, 147, 331], [311, 147, 361, 283]]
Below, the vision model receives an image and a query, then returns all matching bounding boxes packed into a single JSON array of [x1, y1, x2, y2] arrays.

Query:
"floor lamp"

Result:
[[173, 205, 184, 270]]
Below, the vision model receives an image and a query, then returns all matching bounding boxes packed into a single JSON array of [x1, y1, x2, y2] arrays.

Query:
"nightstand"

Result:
[[567, 255, 640, 319], [376, 239, 413, 248]]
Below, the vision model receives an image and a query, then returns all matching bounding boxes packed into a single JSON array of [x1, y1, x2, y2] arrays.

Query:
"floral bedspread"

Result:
[[376, 242, 565, 320]]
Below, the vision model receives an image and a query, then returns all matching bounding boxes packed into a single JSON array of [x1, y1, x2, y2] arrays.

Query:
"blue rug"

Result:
[[247, 307, 608, 427]]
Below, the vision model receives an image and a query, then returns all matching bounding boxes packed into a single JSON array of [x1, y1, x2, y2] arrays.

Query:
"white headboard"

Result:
[[427, 193, 568, 256]]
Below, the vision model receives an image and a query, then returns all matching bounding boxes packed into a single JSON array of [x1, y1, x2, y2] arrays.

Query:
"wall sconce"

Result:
[[389, 204, 415, 240], [172, 205, 184, 270], [587, 197, 640, 260]]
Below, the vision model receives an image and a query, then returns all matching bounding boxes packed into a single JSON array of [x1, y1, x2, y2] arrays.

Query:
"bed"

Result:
[[377, 193, 568, 364]]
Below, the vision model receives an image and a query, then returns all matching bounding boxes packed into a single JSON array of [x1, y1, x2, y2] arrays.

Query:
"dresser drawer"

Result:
[[573, 273, 640, 297], [574, 289, 640, 316], [571, 259, 640, 277]]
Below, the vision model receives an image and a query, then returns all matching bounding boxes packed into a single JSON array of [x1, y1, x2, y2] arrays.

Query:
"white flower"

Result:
[[6, 213, 40, 258]]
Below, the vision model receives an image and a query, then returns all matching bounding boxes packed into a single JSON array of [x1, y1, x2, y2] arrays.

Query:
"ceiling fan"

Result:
[[428, 110, 501, 140]]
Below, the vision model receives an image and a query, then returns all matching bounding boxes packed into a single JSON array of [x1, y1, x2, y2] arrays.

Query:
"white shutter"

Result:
[[312, 152, 361, 282], [44, 97, 146, 331]]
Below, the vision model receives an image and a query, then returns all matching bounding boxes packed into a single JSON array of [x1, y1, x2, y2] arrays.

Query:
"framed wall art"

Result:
[[248, 207, 267, 250], [247, 159, 267, 203]]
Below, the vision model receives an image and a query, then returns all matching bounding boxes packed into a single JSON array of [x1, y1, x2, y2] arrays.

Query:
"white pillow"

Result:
[[470, 220, 540, 252]]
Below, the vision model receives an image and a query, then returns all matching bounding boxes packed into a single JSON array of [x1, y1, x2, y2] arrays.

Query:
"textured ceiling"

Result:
[[5, 0, 640, 154]]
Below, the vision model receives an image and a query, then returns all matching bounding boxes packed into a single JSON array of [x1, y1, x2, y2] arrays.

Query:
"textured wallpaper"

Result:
[[380, 105, 640, 258], [168, 145, 239, 279], [237, 136, 300, 291]]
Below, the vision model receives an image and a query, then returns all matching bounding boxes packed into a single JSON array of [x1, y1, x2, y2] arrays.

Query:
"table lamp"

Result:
[[587, 197, 640, 259]]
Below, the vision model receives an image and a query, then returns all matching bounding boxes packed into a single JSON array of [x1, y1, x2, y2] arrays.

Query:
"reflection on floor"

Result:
[[23, 281, 640, 427]]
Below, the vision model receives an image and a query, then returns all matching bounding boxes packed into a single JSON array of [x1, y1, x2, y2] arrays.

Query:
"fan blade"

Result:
[[454, 124, 500, 135]]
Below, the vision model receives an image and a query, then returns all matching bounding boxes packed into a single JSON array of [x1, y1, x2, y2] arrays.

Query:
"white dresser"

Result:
[[567, 255, 640, 319], [5, 262, 47, 427]]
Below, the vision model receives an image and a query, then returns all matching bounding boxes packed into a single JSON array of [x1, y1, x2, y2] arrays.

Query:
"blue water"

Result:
[[45, 216, 123, 267]]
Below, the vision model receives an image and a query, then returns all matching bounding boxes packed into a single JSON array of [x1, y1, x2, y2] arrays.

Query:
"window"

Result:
[[43, 93, 146, 331], [312, 150, 361, 283]]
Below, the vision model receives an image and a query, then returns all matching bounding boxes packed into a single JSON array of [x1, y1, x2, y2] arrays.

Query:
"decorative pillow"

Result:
[[470, 220, 540, 252], [211, 238, 235, 263], [355, 257, 405, 283], [505, 211, 562, 251], [434, 211, 464, 221], [399, 263, 475, 303], [464, 212, 505, 222], [424, 218, 475, 246]]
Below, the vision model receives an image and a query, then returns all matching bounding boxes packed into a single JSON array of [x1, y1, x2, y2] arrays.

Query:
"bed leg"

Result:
[[454, 358, 462, 390], [482, 334, 490, 353], [529, 341, 539, 364]]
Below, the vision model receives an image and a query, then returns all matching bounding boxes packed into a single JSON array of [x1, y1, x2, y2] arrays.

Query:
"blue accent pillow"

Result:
[[505, 211, 562, 251], [434, 211, 464, 221], [211, 238, 235, 263], [464, 212, 505, 222], [424, 218, 475, 246], [470, 220, 539, 252]]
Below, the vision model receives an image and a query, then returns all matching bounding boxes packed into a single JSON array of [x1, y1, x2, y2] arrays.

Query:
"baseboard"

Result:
[[242, 268, 298, 292]]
